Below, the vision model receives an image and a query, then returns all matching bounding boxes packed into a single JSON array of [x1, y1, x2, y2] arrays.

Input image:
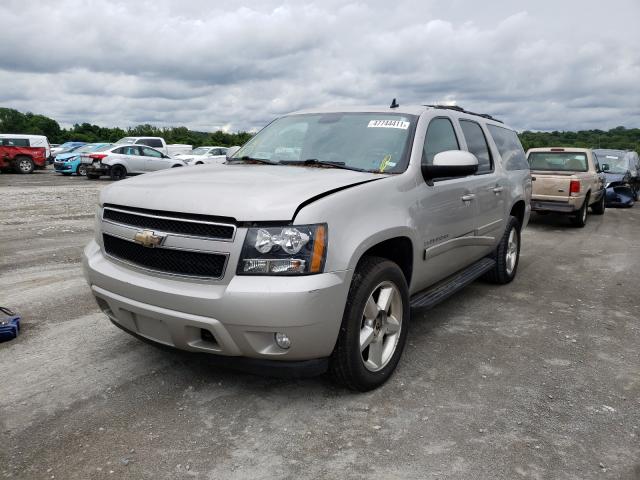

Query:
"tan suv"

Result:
[[527, 147, 606, 227]]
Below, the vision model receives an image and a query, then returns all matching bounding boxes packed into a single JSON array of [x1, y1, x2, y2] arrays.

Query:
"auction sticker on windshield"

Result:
[[367, 119, 410, 129]]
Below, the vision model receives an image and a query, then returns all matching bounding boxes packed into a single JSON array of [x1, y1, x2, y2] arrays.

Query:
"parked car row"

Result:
[[525, 146, 638, 226]]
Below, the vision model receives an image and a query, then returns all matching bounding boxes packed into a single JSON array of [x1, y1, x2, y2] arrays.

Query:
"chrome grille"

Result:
[[103, 234, 227, 279], [102, 205, 235, 241]]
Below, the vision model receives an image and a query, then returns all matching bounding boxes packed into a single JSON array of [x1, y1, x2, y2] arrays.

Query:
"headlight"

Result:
[[238, 224, 327, 275]]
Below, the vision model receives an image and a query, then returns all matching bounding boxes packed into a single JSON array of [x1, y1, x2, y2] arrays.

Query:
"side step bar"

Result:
[[410, 257, 496, 310]]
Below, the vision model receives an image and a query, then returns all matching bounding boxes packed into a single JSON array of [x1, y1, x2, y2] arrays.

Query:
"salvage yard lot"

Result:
[[1, 168, 639, 480]]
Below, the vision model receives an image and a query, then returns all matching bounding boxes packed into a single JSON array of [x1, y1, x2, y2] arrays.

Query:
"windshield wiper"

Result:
[[229, 156, 279, 165], [280, 158, 367, 172]]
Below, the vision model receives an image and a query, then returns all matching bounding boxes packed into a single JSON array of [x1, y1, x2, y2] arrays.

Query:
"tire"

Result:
[[14, 156, 34, 174], [483, 216, 521, 285], [76, 164, 88, 176], [195, 162, 203, 165], [110, 165, 126, 181], [591, 192, 605, 215], [87, 173, 100, 180], [171, 164, 183, 168], [570, 195, 589, 227], [329, 256, 410, 391]]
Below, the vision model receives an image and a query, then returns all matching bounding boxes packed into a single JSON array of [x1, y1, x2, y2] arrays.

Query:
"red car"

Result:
[[0, 134, 51, 173]]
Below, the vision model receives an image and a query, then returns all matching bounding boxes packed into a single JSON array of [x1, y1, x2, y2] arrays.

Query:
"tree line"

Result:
[[0, 107, 252, 147], [1, 106, 638, 153]]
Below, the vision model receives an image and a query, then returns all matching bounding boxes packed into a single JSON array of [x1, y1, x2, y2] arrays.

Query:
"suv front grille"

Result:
[[103, 206, 235, 240], [103, 234, 227, 279]]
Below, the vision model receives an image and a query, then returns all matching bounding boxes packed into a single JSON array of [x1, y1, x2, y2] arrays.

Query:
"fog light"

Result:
[[274, 332, 291, 349]]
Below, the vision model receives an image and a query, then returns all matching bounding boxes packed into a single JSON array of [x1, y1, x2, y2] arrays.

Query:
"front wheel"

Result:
[[76, 164, 88, 176], [484, 216, 521, 284], [329, 256, 410, 391]]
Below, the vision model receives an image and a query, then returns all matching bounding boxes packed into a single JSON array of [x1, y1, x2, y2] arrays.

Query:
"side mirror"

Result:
[[226, 146, 241, 159], [602, 163, 610, 172], [422, 150, 478, 181]]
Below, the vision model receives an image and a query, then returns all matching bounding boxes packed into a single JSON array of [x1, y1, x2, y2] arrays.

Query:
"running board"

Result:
[[410, 257, 496, 310]]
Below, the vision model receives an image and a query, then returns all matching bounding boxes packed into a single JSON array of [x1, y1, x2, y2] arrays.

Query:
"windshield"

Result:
[[528, 152, 588, 172], [599, 155, 628, 174], [232, 113, 417, 173], [191, 147, 209, 155], [114, 137, 136, 145], [74, 143, 107, 153]]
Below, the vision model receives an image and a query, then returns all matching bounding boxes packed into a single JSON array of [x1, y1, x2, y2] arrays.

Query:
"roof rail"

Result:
[[425, 105, 503, 124]]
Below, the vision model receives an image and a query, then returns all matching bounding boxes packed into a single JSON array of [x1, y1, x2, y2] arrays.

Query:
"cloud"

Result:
[[0, 0, 638, 132]]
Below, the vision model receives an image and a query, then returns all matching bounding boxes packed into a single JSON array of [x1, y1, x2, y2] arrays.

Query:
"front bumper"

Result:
[[605, 186, 635, 207], [54, 162, 73, 172], [83, 240, 351, 362]]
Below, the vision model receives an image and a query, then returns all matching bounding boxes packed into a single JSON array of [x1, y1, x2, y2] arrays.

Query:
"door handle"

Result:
[[461, 194, 476, 202], [492, 186, 504, 194]]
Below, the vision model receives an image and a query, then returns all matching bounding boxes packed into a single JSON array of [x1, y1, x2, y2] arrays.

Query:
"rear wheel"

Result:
[[591, 192, 605, 215], [329, 256, 409, 391], [110, 165, 126, 180], [571, 195, 589, 227], [76, 164, 88, 176], [14, 156, 34, 174], [484, 216, 520, 284]]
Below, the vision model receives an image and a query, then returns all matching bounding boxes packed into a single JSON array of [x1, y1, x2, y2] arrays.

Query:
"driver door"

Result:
[[141, 146, 170, 171], [412, 117, 480, 291]]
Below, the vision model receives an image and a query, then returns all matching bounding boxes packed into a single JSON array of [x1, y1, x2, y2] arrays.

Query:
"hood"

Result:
[[604, 172, 627, 184], [100, 163, 386, 221], [55, 152, 81, 161]]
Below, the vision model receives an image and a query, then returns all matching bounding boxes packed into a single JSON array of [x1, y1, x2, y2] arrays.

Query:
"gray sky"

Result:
[[1, 0, 638, 132]]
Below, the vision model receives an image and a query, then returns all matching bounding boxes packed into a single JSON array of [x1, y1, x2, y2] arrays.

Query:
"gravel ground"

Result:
[[1, 168, 639, 480]]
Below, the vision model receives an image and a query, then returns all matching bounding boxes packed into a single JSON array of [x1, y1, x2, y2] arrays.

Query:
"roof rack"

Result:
[[425, 105, 503, 124]]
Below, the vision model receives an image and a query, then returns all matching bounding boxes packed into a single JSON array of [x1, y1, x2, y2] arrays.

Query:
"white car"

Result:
[[175, 146, 229, 165], [82, 144, 186, 180], [113, 137, 192, 157]]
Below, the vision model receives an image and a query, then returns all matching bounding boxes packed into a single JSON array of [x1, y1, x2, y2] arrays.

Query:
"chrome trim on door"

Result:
[[424, 235, 495, 260]]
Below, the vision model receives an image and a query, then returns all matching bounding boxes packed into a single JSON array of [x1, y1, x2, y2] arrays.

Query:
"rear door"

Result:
[[458, 119, 505, 249], [122, 146, 145, 172]]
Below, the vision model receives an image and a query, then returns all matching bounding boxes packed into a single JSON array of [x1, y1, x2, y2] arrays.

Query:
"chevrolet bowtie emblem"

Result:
[[133, 230, 165, 248]]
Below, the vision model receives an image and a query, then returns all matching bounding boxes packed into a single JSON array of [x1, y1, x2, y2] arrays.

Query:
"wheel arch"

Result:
[[352, 235, 414, 289], [509, 200, 526, 229]]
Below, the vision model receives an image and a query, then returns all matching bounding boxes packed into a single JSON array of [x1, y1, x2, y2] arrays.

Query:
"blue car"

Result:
[[48, 141, 87, 164], [594, 149, 637, 207], [53, 143, 111, 176]]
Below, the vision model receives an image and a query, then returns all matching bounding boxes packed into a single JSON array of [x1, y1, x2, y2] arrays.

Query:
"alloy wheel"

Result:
[[359, 281, 403, 372]]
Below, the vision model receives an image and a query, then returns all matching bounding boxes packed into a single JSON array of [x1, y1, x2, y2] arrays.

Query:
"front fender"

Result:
[[293, 174, 420, 274]]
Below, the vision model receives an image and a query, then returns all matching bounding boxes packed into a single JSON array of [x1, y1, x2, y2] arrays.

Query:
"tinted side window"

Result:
[[113, 147, 128, 154], [423, 118, 459, 166], [460, 120, 492, 174], [1, 138, 30, 147], [487, 125, 528, 170], [145, 139, 163, 148]]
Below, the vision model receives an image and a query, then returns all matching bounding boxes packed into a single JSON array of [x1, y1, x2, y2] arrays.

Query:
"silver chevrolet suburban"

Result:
[[83, 104, 531, 391]]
